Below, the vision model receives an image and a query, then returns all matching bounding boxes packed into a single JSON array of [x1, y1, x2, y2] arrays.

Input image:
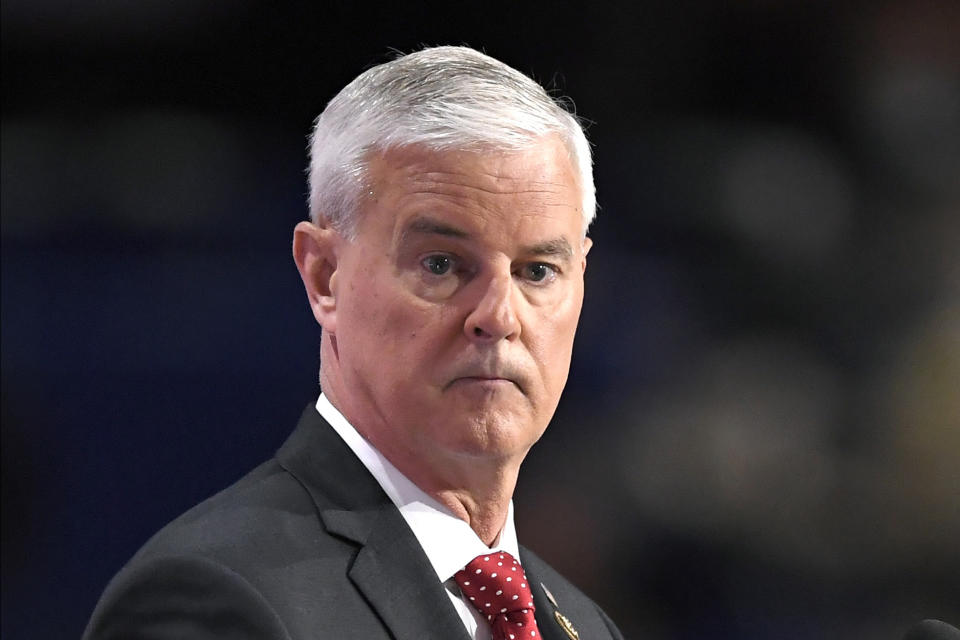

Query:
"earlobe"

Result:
[[293, 220, 339, 333]]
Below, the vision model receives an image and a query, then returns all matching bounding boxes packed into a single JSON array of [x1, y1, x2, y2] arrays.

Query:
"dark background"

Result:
[[2, 1, 958, 638]]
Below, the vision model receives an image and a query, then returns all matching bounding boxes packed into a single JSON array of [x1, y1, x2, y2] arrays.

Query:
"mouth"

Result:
[[456, 376, 514, 384], [446, 372, 523, 393]]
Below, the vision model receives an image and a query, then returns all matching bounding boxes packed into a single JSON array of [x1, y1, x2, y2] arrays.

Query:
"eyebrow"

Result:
[[400, 215, 574, 261], [527, 237, 574, 261], [401, 217, 470, 241]]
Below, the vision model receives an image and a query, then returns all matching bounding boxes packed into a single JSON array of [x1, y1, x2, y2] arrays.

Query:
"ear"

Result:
[[293, 220, 340, 333], [580, 236, 593, 273]]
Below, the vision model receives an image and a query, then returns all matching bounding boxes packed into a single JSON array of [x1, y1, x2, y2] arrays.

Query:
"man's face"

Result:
[[323, 137, 590, 478]]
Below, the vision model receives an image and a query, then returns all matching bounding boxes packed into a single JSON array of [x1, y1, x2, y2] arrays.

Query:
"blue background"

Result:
[[3, 2, 959, 638]]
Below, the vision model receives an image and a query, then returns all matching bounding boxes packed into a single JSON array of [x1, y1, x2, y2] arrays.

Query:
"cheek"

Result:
[[530, 299, 581, 383], [536, 336, 574, 384], [350, 284, 446, 355]]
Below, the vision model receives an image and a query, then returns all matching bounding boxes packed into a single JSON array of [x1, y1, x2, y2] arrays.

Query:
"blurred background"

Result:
[[2, 1, 958, 638]]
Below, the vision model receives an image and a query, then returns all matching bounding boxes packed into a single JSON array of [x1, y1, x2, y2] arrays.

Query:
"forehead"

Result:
[[367, 138, 579, 185], [360, 139, 583, 235]]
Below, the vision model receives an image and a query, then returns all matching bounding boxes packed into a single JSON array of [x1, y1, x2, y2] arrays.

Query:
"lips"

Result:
[[445, 365, 525, 392], [450, 377, 520, 395], [457, 375, 514, 384]]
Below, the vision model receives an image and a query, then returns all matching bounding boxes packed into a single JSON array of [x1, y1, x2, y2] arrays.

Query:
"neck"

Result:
[[430, 467, 519, 546], [373, 431, 522, 545]]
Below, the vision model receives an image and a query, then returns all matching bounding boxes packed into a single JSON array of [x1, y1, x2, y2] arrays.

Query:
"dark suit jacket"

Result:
[[84, 405, 624, 639]]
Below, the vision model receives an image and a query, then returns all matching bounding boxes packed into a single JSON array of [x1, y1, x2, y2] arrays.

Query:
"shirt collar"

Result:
[[316, 393, 519, 582]]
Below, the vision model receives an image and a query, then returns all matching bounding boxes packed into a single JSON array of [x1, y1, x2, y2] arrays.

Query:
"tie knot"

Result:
[[454, 552, 540, 639]]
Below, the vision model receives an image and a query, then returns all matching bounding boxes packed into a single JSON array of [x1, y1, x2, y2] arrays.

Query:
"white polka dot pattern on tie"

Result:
[[454, 552, 540, 640]]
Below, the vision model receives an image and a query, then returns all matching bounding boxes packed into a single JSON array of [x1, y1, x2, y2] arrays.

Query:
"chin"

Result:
[[442, 411, 544, 460]]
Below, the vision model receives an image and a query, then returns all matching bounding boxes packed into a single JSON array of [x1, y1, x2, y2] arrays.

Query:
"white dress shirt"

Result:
[[316, 394, 519, 640]]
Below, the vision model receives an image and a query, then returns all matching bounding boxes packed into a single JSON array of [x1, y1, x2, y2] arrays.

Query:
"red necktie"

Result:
[[454, 552, 541, 639]]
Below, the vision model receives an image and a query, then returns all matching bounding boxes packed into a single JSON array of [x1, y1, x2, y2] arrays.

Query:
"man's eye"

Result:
[[522, 263, 556, 283], [422, 255, 453, 275]]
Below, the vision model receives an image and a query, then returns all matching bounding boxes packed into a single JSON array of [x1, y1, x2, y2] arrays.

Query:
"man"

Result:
[[85, 46, 622, 640]]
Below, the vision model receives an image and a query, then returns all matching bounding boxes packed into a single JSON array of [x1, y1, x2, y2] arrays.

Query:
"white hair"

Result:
[[307, 45, 595, 237]]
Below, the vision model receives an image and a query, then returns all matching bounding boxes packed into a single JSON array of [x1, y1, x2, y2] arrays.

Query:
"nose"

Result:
[[464, 271, 520, 344]]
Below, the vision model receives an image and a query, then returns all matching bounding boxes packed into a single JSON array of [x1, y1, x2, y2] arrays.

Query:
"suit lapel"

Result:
[[522, 553, 578, 640], [336, 506, 470, 640], [277, 405, 470, 640]]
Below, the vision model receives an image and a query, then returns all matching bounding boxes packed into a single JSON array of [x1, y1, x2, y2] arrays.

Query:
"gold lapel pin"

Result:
[[540, 583, 580, 640]]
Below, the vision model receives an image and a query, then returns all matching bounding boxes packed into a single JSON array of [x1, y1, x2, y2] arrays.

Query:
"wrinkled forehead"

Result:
[[346, 141, 586, 257], [360, 138, 583, 210]]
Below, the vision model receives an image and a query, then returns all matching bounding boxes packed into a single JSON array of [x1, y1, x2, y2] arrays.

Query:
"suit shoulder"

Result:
[[113, 456, 355, 607], [83, 552, 291, 640], [86, 458, 360, 639], [133, 459, 325, 562]]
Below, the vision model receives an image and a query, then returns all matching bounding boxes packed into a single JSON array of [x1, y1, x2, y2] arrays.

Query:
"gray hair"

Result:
[[307, 46, 595, 237]]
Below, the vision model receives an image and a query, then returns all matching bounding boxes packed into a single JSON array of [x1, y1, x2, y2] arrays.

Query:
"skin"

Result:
[[293, 137, 591, 544]]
